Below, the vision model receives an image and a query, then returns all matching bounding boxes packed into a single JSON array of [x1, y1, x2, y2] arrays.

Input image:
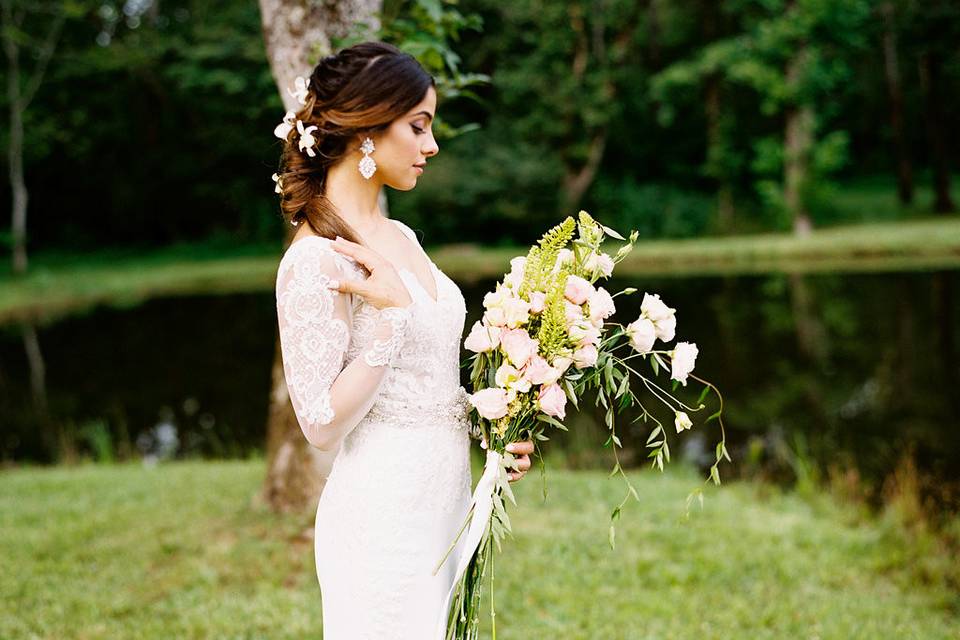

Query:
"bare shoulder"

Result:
[[387, 218, 422, 245]]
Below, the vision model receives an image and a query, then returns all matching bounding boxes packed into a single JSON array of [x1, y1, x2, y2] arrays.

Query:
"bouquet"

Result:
[[432, 211, 729, 640]]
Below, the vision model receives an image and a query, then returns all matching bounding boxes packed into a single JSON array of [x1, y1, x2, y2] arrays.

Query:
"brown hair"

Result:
[[275, 41, 436, 243]]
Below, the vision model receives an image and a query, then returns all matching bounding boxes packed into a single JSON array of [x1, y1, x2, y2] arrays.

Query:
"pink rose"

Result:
[[469, 388, 510, 420], [564, 275, 595, 305], [572, 344, 598, 368], [537, 383, 567, 419], [569, 320, 601, 347], [528, 291, 547, 314], [500, 328, 539, 368], [463, 321, 502, 353], [524, 354, 561, 385], [564, 300, 584, 324], [552, 355, 574, 374]]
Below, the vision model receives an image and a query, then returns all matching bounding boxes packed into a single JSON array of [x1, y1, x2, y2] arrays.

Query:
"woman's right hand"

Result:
[[326, 236, 413, 310]]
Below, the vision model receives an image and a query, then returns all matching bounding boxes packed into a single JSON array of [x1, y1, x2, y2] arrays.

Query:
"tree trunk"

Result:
[[257, 0, 382, 513], [704, 76, 735, 232], [7, 85, 28, 275], [918, 50, 955, 214], [784, 45, 815, 236], [880, 1, 914, 206], [561, 130, 607, 215], [2, 3, 65, 275]]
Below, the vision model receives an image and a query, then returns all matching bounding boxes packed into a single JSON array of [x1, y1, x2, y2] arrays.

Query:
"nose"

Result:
[[423, 132, 439, 157]]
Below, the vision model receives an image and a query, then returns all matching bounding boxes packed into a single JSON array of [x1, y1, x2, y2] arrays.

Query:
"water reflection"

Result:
[[1, 270, 957, 505]]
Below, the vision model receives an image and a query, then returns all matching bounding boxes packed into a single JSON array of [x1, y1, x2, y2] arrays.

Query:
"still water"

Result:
[[2, 270, 958, 502]]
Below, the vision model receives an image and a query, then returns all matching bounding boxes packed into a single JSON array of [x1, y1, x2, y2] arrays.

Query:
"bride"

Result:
[[273, 41, 535, 639]]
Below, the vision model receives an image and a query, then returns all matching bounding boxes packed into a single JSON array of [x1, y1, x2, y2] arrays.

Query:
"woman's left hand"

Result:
[[479, 437, 535, 482], [505, 440, 534, 482]]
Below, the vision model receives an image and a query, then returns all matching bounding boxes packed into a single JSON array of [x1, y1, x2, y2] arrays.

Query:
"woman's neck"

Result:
[[324, 156, 385, 236]]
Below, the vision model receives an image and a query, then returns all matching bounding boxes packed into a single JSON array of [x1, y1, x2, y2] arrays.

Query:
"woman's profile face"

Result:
[[370, 85, 439, 191]]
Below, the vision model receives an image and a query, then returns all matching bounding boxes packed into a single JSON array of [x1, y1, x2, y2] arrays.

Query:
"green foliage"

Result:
[[519, 216, 575, 296], [3, 0, 958, 254], [534, 265, 571, 361], [338, 0, 492, 141]]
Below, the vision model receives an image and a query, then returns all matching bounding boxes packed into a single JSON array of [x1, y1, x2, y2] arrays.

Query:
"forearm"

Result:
[[296, 307, 409, 451]]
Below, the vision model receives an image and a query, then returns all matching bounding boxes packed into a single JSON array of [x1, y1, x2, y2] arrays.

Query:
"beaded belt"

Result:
[[363, 386, 478, 436]]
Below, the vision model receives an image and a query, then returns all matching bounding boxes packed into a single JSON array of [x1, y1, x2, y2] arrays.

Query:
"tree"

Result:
[[651, 0, 872, 235], [258, 0, 489, 512], [257, 0, 382, 514], [1, 0, 82, 274]]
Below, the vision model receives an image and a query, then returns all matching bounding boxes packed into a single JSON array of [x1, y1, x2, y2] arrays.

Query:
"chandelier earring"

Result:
[[358, 137, 377, 179]]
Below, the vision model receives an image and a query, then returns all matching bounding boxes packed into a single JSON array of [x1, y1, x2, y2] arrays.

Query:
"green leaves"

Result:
[[536, 413, 568, 431]]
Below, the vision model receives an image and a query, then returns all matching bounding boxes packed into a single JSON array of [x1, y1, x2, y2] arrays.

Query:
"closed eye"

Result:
[[411, 124, 425, 134]]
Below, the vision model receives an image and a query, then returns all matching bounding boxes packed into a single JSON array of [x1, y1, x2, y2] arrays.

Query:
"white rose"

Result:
[[670, 342, 698, 386], [483, 307, 507, 327], [483, 287, 509, 310], [654, 312, 676, 343], [504, 256, 527, 289], [586, 252, 615, 278], [626, 317, 657, 354], [587, 286, 616, 323], [501, 294, 531, 328], [495, 362, 532, 393], [640, 292, 675, 323], [569, 320, 601, 347]]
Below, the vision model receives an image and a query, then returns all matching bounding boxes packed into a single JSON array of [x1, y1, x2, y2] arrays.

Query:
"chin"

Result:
[[388, 178, 418, 192]]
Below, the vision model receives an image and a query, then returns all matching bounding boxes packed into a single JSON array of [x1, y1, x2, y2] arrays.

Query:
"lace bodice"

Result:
[[275, 217, 479, 453]]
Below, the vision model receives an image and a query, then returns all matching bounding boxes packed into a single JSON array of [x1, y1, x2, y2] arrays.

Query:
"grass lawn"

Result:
[[1, 216, 959, 324], [1, 459, 957, 639]]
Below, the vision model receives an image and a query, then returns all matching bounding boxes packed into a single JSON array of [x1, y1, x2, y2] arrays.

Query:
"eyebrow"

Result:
[[411, 110, 434, 121]]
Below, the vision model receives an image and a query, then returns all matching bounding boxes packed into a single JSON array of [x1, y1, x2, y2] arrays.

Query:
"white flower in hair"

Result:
[[297, 119, 319, 157], [273, 110, 296, 140], [288, 76, 309, 105], [271, 172, 282, 194]]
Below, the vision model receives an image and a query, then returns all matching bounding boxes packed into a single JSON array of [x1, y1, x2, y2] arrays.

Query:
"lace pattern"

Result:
[[363, 306, 411, 367], [276, 239, 358, 429]]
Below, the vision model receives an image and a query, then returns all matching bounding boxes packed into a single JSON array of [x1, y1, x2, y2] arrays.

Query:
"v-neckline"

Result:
[[285, 224, 441, 304], [389, 220, 440, 304]]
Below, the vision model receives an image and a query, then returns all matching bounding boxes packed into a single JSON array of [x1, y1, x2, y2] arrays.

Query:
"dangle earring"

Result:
[[358, 137, 377, 179]]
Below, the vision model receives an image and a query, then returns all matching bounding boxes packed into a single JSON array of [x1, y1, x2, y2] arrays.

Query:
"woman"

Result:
[[273, 41, 534, 638]]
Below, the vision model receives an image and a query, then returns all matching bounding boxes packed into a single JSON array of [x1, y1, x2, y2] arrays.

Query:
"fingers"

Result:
[[326, 276, 368, 298], [505, 440, 534, 456], [506, 440, 533, 482], [331, 236, 383, 272]]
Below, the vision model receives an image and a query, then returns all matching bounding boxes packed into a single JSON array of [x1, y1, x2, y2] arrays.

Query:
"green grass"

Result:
[[1, 459, 957, 639], [1, 217, 959, 324]]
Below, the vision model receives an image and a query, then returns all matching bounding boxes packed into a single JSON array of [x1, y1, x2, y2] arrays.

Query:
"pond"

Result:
[[2, 269, 958, 507]]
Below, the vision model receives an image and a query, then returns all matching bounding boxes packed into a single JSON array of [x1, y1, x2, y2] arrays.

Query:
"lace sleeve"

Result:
[[276, 241, 410, 451]]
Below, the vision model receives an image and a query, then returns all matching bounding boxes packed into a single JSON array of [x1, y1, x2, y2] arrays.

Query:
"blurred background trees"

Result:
[[1, 0, 955, 264]]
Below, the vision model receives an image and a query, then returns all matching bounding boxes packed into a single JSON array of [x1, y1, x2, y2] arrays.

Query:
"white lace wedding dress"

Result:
[[275, 218, 481, 639]]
